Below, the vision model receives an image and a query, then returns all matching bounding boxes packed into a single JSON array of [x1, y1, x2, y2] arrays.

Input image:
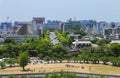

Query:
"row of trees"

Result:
[[0, 30, 72, 70], [16, 42, 120, 70], [79, 43, 120, 66], [0, 29, 120, 69], [91, 39, 111, 46], [0, 52, 28, 71], [54, 30, 72, 46]]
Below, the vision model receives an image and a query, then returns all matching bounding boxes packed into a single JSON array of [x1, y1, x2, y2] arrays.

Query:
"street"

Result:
[[49, 32, 60, 45]]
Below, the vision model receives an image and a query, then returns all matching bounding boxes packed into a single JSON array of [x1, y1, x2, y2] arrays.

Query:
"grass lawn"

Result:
[[0, 63, 120, 75]]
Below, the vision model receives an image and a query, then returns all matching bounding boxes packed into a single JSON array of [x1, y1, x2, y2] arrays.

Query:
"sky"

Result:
[[0, 0, 120, 22]]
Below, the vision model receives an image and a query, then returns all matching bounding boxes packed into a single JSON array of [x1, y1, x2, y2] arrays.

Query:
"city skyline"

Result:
[[0, 0, 120, 22]]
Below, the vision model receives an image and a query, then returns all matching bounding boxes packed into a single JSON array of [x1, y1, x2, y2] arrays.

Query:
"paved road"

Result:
[[49, 32, 60, 45]]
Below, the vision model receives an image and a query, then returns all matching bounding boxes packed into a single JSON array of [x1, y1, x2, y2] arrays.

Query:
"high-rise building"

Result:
[[32, 17, 45, 36], [0, 22, 12, 30], [0, 22, 12, 35]]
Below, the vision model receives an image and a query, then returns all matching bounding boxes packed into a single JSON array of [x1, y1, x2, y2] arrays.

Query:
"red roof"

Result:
[[33, 17, 44, 23]]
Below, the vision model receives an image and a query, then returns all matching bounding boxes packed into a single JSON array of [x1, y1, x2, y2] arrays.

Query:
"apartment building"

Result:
[[32, 17, 45, 36]]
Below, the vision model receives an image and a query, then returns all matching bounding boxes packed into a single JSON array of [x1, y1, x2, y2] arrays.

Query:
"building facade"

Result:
[[44, 20, 62, 31], [0, 22, 12, 35], [32, 17, 45, 36], [64, 20, 81, 32]]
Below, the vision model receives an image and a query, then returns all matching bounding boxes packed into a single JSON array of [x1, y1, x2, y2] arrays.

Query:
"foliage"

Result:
[[110, 43, 120, 57], [73, 30, 87, 36], [0, 62, 5, 69], [80, 43, 120, 67], [54, 30, 72, 45], [0, 43, 21, 58], [43, 72, 77, 78], [109, 57, 120, 66], [18, 52, 29, 70], [4, 38, 15, 44], [4, 58, 17, 67], [1, 29, 120, 68], [90, 39, 97, 44], [100, 57, 109, 65], [51, 44, 70, 60], [5, 72, 78, 78], [80, 47, 100, 64], [0, 30, 70, 62], [96, 39, 111, 46]]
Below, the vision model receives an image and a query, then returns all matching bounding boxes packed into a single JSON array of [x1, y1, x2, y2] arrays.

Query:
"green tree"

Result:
[[96, 39, 111, 46], [54, 30, 72, 45], [4, 38, 15, 44], [73, 30, 86, 36], [52, 44, 68, 60], [110, 43, 120, 57], [44, 56, 50, 64], [96, 40, 107, 46], [100, 57, 109, 65], [0, 62, 5, 69], [18, 52, 29, 71], [5, 58, 17, 67]]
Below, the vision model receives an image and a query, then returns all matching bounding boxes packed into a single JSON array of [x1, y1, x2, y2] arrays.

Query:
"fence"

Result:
[[0, 71, 120, 78]]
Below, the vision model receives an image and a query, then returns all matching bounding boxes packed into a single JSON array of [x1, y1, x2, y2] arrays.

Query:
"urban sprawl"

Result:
[[0, 17, 120, 43], [0, 17, 120, 78]]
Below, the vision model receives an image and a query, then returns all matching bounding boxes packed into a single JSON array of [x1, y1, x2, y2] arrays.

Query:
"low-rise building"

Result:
[[5, 35, 38, 43], [44, 20, 62, 31], [64, 20, 81, 32], [72, 40, 92, 49], [68, 34, 82, 41]]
